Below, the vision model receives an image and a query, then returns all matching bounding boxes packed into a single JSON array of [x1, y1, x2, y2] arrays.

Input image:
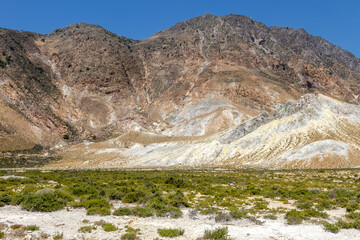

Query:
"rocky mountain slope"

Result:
[[1, 14, 360, 168]]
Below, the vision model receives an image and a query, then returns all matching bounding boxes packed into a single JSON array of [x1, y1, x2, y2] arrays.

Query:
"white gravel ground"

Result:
[[0, 206, 359, 239]]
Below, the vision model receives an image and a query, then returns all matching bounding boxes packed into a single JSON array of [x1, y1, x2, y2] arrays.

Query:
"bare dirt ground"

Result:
[[0, 205, 359, 240]]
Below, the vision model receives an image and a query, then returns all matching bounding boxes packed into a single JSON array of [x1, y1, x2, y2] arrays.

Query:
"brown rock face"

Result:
[[0, 14, 359, 156]]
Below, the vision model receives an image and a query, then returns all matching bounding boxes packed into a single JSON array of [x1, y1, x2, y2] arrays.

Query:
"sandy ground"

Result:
[[0, 205, 359, 240]]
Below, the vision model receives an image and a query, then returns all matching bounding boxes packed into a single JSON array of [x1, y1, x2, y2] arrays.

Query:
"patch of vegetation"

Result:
[[0, 156, 57, 168], [121, 227, 141, 240], [83, 198, 111, 216], [78, 226, 95, 233], [0, 231, 3, 239], [0, 169, 359, 232], [264, 214, 278, 220], [322, 221, 340, 233], [203, 227, 232, 240], [157, 228, 184, 237], [230, 208, 248, 219], [11, 224, 22, 229], [113, 206, 154, 217], [26, 225, 39, 231], [53, 232, 63, 239], [102, 223, 117, 232], [285, 209, 305, 225], [14, 189, 73, 212]]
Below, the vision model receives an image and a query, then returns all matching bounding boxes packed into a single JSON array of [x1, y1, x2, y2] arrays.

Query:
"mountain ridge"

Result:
[[0, 14, 360, 169]]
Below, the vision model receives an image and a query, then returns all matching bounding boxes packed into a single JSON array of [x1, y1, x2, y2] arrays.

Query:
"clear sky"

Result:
[[1, 0, 359, 57]]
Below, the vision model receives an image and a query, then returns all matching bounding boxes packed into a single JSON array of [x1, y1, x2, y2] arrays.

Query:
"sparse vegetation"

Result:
[[285, 209, 304, 225], [102, 223, 117, 232], [26, 225, 39, 231], [0, 169, 359, 235], [203, 227, 232, 240], [10, 224, 22, 229], [121, 227, 141, 240], [78, 226, 95, 233], [14, 189, 73, 212], [53, 232, 63, 239], [157, 228, 184, 237]]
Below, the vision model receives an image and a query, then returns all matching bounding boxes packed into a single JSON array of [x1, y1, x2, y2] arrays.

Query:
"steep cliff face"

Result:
[[1, 14, 359, 168]]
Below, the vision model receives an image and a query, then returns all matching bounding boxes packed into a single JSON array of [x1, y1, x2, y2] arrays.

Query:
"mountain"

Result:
[[1, 14, 360, 168]]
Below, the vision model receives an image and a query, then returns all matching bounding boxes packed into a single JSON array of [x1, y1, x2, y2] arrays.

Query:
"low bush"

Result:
[[122, 190, 150, 203], [285, 210, 304, 225], [26, 225, 39, 231], [264, 214, 277, 220], [78, 226, 95, 233], [230, 208, 248, 219], [18, 189, 73, 212], [121, 227, 140, 240], [121, 232, 137, 240], [113, 207, 133, 216], [53, 232, 63, 240], [83, 198, 111, 216], [157, 228, 184, 237], [168, 207, 183, 218], [132, 206, 154, 217], [102, 223, 117, 232], [0, 193, 12, 205], [322, 222, 340, 233], [113, 206, 154, 217], [203, 227, 232, 240], [86, 207, 111, 216]]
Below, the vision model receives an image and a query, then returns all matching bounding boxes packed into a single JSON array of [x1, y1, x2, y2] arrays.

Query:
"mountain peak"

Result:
[[49, 22, 105, 35]]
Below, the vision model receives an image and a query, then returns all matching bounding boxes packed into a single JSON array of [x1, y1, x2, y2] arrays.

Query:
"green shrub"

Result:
[[0, 231, 3, 238], [121, 232, 137, 240], [87, 207, 111, 216], [26, 225, 39, 231], [230, 208, 248, 219], [113, 206, 154, 217], [168, 190, 189, 208], [107, 189, 125, 200], [323, 222, 340, 233], [285, 210, 305, 225], [78, 226, 95, 233], [19, 189, 73, 212], [165, 177, 186, 188], [0, 193, 12, 205], [83, 198, 111, 216], [302, 208, 328, 219], [113, 207, 133, 216], [102, 223, 117, 232], [345, 212, 360, 220], [53, 232, 63, 239], [83, 198, 110, 209], [169, 207, 183, 218], [132, 206, 154, 217], [121, 227, 141, 239], [157, 228, 184, 237], [122, 190, 149, 203], [11, 224, 22, 229], [264, 214, 278, 220], [297, 201, 312, 210], [203, 227, 232, 240]]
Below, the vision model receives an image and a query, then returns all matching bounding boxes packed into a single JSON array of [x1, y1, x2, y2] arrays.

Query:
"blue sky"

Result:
[[1, 0, 359, 57]]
